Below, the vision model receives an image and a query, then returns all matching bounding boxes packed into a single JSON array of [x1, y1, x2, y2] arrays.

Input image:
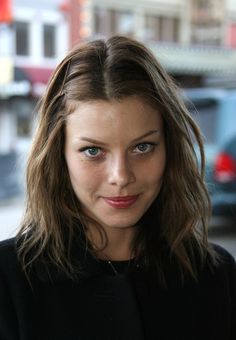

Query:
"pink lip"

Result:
[[103, 195, 139, 209]]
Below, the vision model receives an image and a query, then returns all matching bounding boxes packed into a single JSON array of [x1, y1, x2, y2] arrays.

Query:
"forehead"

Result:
[[66, 96, 163, 132]]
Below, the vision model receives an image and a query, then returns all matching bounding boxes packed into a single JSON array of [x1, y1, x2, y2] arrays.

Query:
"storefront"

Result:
[[0, 65, 52, 199]]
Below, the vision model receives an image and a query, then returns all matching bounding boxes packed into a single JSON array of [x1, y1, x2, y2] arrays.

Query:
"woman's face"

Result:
[[65, 96, 166, 233]]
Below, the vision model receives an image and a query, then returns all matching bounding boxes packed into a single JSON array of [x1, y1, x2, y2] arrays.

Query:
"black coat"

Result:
[[0, 237, 235, 340]]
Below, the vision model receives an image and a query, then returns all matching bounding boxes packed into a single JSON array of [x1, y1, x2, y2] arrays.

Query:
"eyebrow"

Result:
[[79, 130, 160, 145]]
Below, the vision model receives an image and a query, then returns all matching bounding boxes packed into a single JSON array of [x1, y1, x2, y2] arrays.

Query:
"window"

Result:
[[145, 15, 179, 42], [191, 0, 224, 46], [159, 16, 179, 42], [145, 15, 159, 40], [111, 10, 134, 36], [93, 8, 134, 37], [10, 98, 35, 138], [191, 23, 222, 46], [195, 0, 210, 10], [94, 7, 108, 36], [15, 21, 29, 56], [43, 24, 56, 58]]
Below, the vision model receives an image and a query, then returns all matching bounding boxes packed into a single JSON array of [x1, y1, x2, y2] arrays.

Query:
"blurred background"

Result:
[[0, 0, 236, 257]]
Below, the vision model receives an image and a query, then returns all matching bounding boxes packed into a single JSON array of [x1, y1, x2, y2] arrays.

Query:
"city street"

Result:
[[0, 196, 235, 259]]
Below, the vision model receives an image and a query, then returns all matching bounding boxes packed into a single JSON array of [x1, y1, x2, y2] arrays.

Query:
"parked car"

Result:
[[211, 135, 236, 217], [0, 151, 21, 200], [183, 88, 236, 219]]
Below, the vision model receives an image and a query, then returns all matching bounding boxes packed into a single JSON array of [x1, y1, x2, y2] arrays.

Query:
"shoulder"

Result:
[[0, 239, 35, 338], [197, 243, 236, 292], [0, 237, 16, 250], [201, 244, 236, 335], [0, 237, 17, 260], [211, 243, 236, 273], [0, 237, 20, 277]]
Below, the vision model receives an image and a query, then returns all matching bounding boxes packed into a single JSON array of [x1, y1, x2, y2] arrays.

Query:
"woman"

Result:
[[0, 36, 235, 340]]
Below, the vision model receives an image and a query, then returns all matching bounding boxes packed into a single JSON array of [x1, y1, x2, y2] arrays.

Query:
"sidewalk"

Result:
[[0, 195, 25, 241]]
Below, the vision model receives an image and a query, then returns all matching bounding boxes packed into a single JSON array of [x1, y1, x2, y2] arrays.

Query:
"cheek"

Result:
[[141, 153, 166, 185], [66, 157, 104, 194]]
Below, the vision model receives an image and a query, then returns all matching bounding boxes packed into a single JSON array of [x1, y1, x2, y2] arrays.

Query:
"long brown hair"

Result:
[[17, 36, 217, 284]]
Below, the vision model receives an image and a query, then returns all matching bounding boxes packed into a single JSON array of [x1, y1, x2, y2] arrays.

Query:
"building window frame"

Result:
[[145, 14, 179, 42], [93, 7, 134, 38], [15, 21, 30, 56], [43, 23, 56, 58]]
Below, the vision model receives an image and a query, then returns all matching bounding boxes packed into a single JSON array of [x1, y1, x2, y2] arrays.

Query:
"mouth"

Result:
[[102, 195, 140, 209]]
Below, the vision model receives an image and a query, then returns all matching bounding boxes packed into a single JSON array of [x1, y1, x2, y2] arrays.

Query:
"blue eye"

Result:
[[78, 146, 103, 159], [134, 143, 155, 154], [84, 147, 101, 157]]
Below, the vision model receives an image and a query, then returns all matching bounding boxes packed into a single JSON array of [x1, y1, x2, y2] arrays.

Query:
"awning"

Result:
[[23, 67, 54, 97], [148, 43, 236, 75]]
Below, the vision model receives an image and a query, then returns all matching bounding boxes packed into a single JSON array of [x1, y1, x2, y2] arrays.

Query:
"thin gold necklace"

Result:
[[105, 257, 139, 276], [106, 260, 119, 276]]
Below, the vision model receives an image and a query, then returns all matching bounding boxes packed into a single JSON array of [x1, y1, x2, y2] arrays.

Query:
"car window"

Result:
[[186, 98, 218, 145], [225, 136, 236, 159]]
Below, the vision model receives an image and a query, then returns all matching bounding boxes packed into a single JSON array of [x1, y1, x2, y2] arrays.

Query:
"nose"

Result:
[[108, 154, 136, 187]]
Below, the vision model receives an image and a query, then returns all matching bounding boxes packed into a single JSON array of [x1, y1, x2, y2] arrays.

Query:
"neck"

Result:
[[87, 224, 136, 261]]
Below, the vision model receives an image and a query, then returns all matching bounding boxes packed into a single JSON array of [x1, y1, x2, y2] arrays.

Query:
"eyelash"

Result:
[[78, 142, 158, 160], [79, 146, 105, 159], [133, 142, 157, 155]]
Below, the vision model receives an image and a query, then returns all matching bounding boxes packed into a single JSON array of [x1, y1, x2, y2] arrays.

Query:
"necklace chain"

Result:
[[106, 260, 119, 275], [105, 258, 140, 276]]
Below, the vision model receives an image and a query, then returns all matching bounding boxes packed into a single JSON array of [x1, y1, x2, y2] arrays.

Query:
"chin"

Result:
[[99, 214, 143, 230]]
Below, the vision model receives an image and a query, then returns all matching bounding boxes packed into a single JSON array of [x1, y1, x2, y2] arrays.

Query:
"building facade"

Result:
[[85, 0, 236, 47], [69, 0, 236, 87], [0, 0, 69, 199], [0, 0, 69, 155]]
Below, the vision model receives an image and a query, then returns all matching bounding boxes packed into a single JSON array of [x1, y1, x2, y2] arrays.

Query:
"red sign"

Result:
[[0, 0, 12, 23]]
